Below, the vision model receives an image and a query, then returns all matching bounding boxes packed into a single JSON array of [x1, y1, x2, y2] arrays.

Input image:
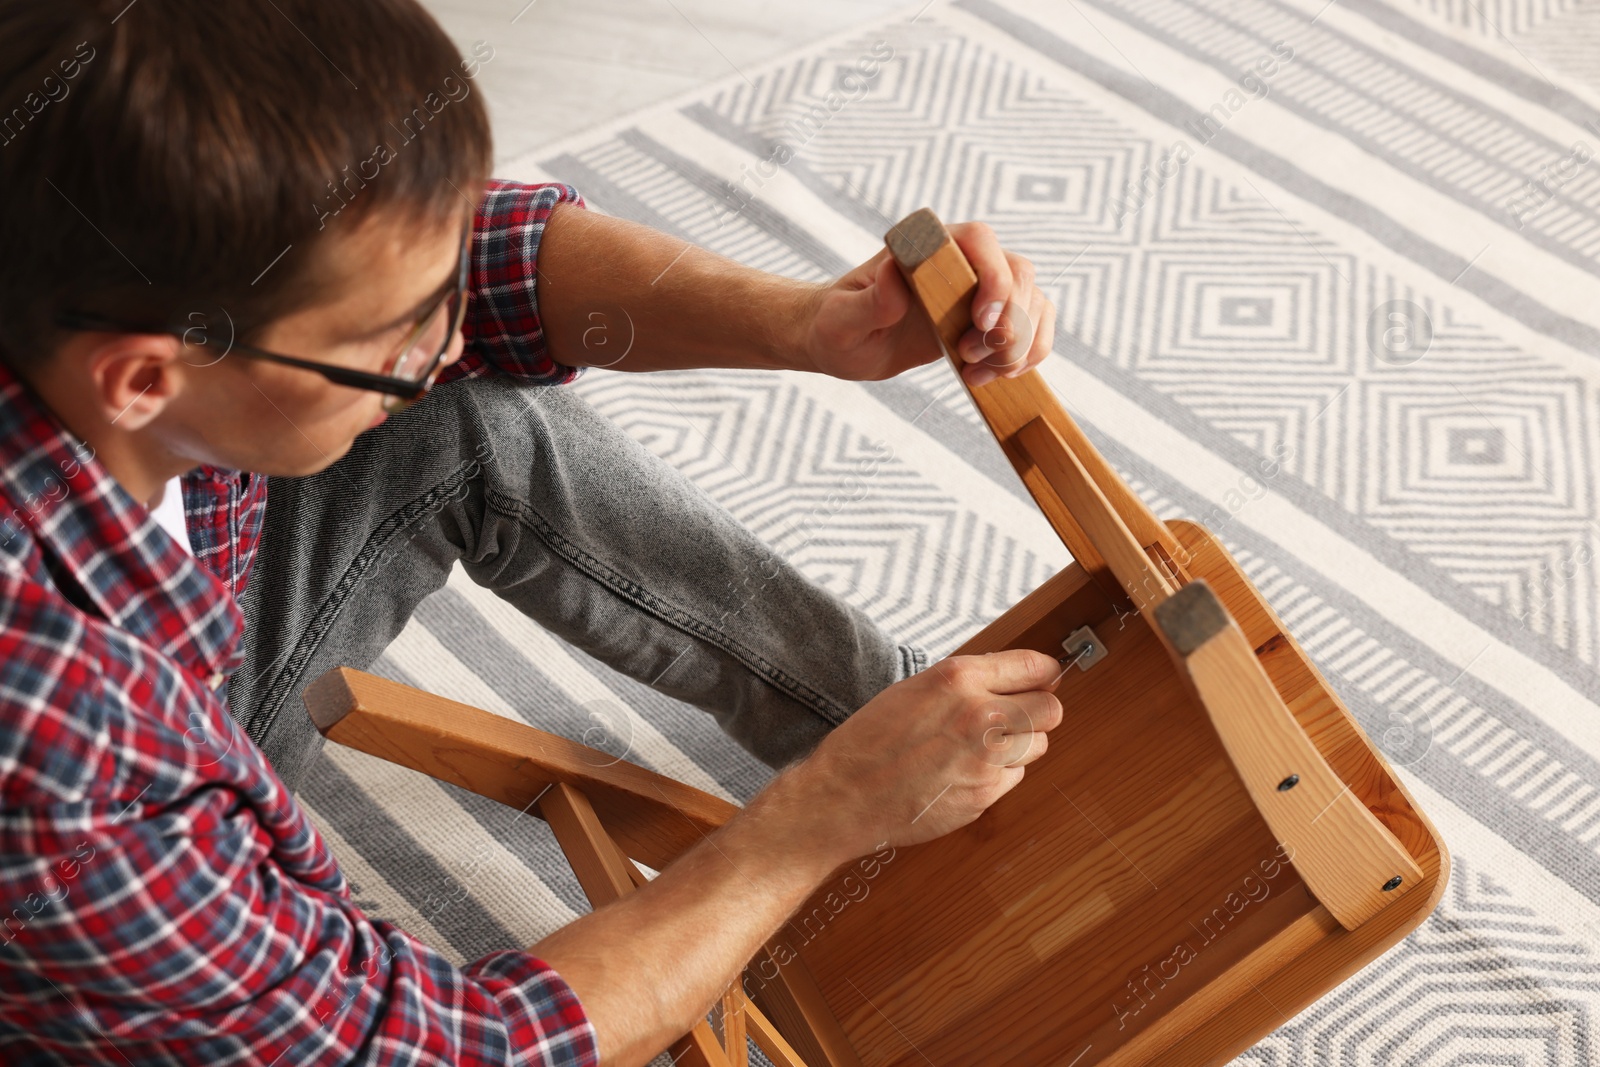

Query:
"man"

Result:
[[0, 1, 1063, 1064]]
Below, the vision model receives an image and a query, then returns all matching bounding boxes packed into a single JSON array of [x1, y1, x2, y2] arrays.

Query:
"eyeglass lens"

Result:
[[390, 291, 460, 382]]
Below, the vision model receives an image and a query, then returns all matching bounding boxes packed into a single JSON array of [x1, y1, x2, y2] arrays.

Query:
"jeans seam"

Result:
[[240, 463, 479, 741], [484, 485, 854, 728]]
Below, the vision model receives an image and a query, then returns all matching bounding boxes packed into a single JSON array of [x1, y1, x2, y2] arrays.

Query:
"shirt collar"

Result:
[[0, 358, 244, 684]]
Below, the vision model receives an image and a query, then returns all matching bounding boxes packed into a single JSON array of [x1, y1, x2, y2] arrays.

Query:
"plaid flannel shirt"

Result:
[[0, 180, 600, 1065]]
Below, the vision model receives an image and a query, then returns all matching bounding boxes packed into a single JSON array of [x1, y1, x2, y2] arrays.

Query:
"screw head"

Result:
[[1382, 876, 1403, 892], [1277, 774, 1300, 792]]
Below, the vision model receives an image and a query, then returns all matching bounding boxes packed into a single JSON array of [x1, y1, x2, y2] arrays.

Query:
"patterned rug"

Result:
[[299, 0, 1600, 1062]]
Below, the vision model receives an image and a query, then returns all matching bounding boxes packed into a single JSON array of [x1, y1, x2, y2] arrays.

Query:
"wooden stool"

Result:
[[306, 209, 1447, 1066]]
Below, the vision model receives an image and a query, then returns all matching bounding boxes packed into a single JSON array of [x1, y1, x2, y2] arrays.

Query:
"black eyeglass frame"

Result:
[[53, 221, 473, 413]]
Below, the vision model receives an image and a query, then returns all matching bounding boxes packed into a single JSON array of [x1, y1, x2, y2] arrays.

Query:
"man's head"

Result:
[[0, 0, 493, 496]]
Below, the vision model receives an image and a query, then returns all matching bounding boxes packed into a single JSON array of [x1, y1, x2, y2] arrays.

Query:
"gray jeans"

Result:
[[225, 373, 929, 795]]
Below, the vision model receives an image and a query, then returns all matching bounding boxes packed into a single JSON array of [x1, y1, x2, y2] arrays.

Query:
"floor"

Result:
[[422, 0, 916, 165]]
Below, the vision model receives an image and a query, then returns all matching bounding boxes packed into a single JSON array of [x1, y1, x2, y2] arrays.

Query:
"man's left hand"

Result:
[[796, 221, 1056, 386]]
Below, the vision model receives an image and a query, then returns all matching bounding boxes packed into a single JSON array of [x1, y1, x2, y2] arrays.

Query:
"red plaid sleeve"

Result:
[[440, 179, 590, 389], [0, 562, 600, 1066], [178, 466, 267, 602]]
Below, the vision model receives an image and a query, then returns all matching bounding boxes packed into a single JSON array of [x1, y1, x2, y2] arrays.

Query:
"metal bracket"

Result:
[[1060, 625, 1107, 671]]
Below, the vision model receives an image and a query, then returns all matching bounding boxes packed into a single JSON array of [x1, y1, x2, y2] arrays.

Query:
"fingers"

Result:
[[869, 253, 912, 328], [1026, 286, 1056, 375], [825, 253, 909, 336], [959, 298, 1033, 383], [976, 691, 1060, 768], [949, 221, 1014, 332], [973, 690, 1062, 739], [937, 646, 1062, 695], [983, 727, 1050, 769], [994, 688, 1065, 734], [945, 222, 1055, 387]]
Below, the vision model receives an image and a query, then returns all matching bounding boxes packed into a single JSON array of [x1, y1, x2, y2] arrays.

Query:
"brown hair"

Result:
[[0, 0, 493, 370]]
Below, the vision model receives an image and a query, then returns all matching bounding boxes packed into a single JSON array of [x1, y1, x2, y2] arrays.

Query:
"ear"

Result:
[[82, 333, 186, 431]]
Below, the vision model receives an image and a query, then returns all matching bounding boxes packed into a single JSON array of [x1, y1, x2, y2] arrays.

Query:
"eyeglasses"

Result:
[[54, 221, 473, 414]]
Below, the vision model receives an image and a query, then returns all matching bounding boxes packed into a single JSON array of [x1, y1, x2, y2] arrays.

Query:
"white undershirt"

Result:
[[148, 475, 194, 557]]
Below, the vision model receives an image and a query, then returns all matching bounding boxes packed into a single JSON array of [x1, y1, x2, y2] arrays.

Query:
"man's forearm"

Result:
[[536, 203, 825, 374], [528, 764, 848, 1067]]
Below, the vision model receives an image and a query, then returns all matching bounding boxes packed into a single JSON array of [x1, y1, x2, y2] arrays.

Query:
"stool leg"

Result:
[[720, 987, 748, 1067]]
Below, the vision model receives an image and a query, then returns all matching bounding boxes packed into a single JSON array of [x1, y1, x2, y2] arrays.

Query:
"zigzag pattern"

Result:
[[686, 13, 1600, 667], [524, 7, 1600, 1061], [1102, 0, 1600, 258], [1235, 856, 1600, 1063], [1405, 0, 1590, 37], [539, 0, 1600, 836], [1515, 0, 1600, 96]]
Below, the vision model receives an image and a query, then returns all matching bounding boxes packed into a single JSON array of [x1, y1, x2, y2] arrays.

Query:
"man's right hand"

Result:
[[763, 647, 1066, 868], [532, 647, 1065, 1066]]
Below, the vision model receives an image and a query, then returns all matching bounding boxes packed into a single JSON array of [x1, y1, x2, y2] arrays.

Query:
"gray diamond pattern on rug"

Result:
[[298, 0, 1600, 1063]]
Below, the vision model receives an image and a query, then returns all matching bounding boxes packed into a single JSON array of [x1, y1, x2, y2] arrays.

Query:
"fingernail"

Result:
[[978, 301, 1004, 331], [968, 365, 999, 387]]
